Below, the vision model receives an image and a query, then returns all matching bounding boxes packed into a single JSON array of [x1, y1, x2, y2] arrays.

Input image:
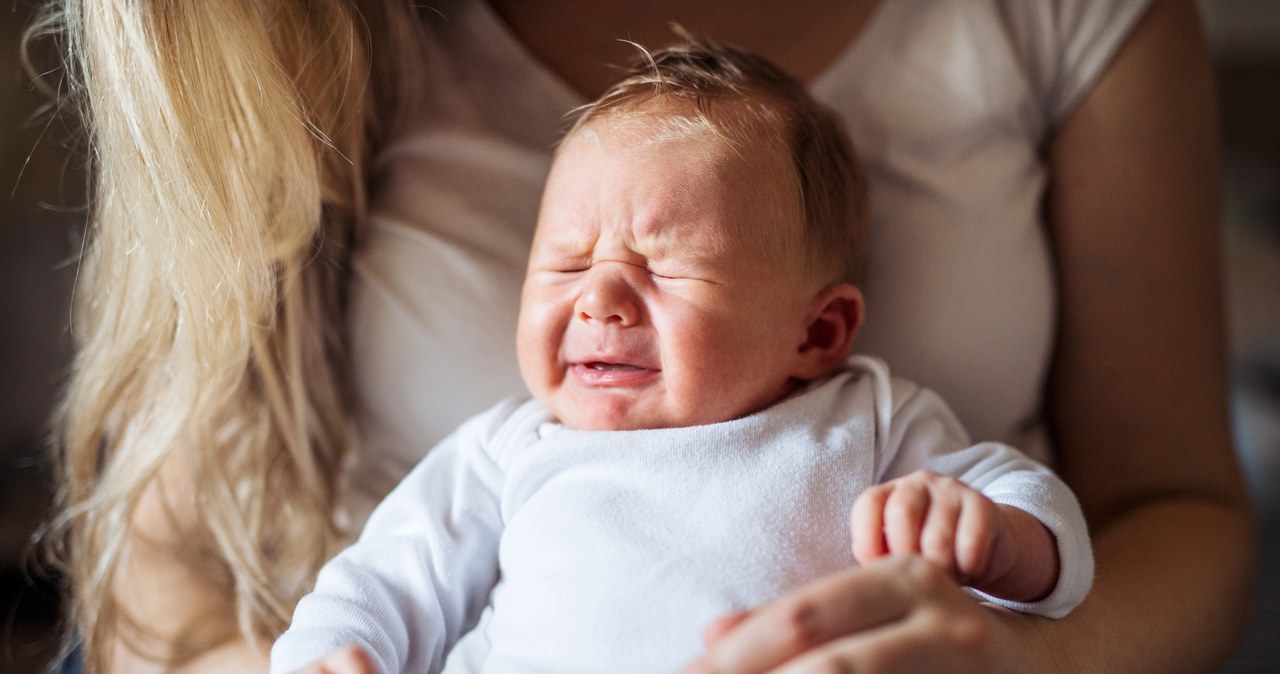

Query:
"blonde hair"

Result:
[[25, 1, 424, 670], [568, 37, 868, 286]]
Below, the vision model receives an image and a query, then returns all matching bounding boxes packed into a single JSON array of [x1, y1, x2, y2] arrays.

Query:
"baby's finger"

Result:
[[883, 481, 929, 556], [851, 484, 892, 565], [955, 490, 1000, 583], [918, 479, 964, 577]]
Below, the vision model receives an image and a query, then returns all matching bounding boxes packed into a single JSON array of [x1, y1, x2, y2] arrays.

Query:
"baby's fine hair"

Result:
[[567, 36, 868, 285]]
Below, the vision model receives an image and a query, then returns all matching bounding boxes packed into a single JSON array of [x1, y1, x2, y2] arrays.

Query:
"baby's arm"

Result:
[[867, 373, 1093, 617], [851, 470, 1059, 602], [270, 404, 513, 674]]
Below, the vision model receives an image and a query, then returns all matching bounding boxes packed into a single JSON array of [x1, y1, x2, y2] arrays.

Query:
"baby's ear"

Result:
[[792, 283, 864, 380]]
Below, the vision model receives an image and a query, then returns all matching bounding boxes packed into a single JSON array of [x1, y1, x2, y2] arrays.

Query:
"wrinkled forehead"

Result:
[[565, 97, 790, 165], [560, 116, 726, 173], [551, 102, 808, 272]]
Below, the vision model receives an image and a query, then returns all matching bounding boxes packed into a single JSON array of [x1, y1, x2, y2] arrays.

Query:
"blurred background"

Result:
[[1, 1, 1277, 672], [2, 2, 77, 672]]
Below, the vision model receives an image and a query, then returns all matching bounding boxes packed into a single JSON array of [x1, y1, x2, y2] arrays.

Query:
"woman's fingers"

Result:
[[769, 601, 1011, 674], [683, 557, 1035, 674], [680, 558, 926, 674], [704, 610, 753, 647], [769, 623, 942, 674]]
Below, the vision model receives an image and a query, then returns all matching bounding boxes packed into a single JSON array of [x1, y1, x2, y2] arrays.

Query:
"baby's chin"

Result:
[[547, 399, 694, 432], [555, 410, 678, 432], [548, 398, 754, 432]]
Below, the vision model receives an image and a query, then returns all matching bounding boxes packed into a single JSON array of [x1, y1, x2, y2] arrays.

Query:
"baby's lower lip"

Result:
[[571, 362, 657, 385]]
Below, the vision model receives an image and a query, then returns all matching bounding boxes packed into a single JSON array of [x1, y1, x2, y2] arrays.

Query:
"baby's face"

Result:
[[517, 114, 820, 430]]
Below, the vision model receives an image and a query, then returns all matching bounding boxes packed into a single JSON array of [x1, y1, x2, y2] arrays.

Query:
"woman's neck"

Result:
[[487, 0, 881, 99]]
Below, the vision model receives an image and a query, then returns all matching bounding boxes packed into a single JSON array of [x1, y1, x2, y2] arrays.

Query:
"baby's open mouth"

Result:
[[585, 362, 644, 371], [571, 361, 658, 386]]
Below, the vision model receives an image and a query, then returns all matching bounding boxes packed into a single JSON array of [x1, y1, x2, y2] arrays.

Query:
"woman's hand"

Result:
[[678, 555, 1041, 674]]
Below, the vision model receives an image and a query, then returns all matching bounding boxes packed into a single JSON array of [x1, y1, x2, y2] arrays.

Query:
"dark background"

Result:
[[2, 2, 1278, 672]]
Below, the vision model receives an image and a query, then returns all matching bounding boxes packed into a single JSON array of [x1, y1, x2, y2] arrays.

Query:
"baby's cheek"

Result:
[[516, 322, 560, 398]]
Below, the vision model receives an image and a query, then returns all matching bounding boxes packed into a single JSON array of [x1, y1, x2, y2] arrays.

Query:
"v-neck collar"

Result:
[[473, 0, 897, 105]]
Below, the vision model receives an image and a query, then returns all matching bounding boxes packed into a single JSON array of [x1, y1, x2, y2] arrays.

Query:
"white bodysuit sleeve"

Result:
[[270, 401, 514, 674], [871, 363, 1093, 618]]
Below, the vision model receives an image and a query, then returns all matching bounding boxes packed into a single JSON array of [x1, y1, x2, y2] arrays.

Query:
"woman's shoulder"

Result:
[[822, 0, 1155, 122]]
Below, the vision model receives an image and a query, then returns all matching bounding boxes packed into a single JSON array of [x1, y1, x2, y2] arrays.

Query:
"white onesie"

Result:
[[272, 357, 1092, 674]]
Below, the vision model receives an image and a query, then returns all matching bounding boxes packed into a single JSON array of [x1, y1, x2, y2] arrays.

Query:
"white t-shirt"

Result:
[[272, 358, 1092, 674], [348, 0, 1153, 494]]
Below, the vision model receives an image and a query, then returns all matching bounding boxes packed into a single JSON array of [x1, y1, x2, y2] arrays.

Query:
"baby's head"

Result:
[[517, 38, 867, 430]]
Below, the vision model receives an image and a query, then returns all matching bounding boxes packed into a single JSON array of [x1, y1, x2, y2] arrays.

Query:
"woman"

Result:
[[34, 0, 1251, 672]]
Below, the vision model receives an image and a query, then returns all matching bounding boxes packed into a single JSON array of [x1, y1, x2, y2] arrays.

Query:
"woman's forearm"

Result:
[[102, 454, 271, 673], [1040, 1, 1254, 668], [1029, 496, 1253, 673]]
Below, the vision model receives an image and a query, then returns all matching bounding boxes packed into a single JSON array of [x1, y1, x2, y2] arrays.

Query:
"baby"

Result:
[[272, 40, 1092, 674]]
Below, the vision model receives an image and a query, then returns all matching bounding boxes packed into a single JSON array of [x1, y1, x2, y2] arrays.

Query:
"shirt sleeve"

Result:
[[999, 0, 1155, 128], [874, 376, 1094, 618], [269, 400, 516, 674]]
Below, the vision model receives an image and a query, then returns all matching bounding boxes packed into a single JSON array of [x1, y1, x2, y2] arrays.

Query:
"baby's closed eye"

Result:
[[644, 260, 724, 285]]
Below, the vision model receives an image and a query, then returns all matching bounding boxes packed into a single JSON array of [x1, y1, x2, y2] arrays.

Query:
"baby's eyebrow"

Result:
[[535, 229, 595, 253], [525, 243, 582, 270], [638, 222, 736, 265], [644, 242, 718, 268], [534, 215, 741, 270]]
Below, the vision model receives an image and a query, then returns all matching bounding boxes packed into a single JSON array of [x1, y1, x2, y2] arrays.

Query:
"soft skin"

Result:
[[517, 114, 860, 431]]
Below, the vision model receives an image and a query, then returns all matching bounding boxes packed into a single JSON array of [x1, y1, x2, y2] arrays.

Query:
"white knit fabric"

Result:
[[273, 358, 1092, 674]]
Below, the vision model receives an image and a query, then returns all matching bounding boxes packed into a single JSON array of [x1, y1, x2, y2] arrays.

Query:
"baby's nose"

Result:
[[575, 264, 642, 326]]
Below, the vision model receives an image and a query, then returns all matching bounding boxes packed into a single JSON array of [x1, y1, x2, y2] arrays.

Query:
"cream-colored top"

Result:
[[348, 0, 1153, 490]]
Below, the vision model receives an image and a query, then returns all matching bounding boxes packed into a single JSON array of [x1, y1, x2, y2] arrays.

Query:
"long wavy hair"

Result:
[[24, 1, 425, 670]]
